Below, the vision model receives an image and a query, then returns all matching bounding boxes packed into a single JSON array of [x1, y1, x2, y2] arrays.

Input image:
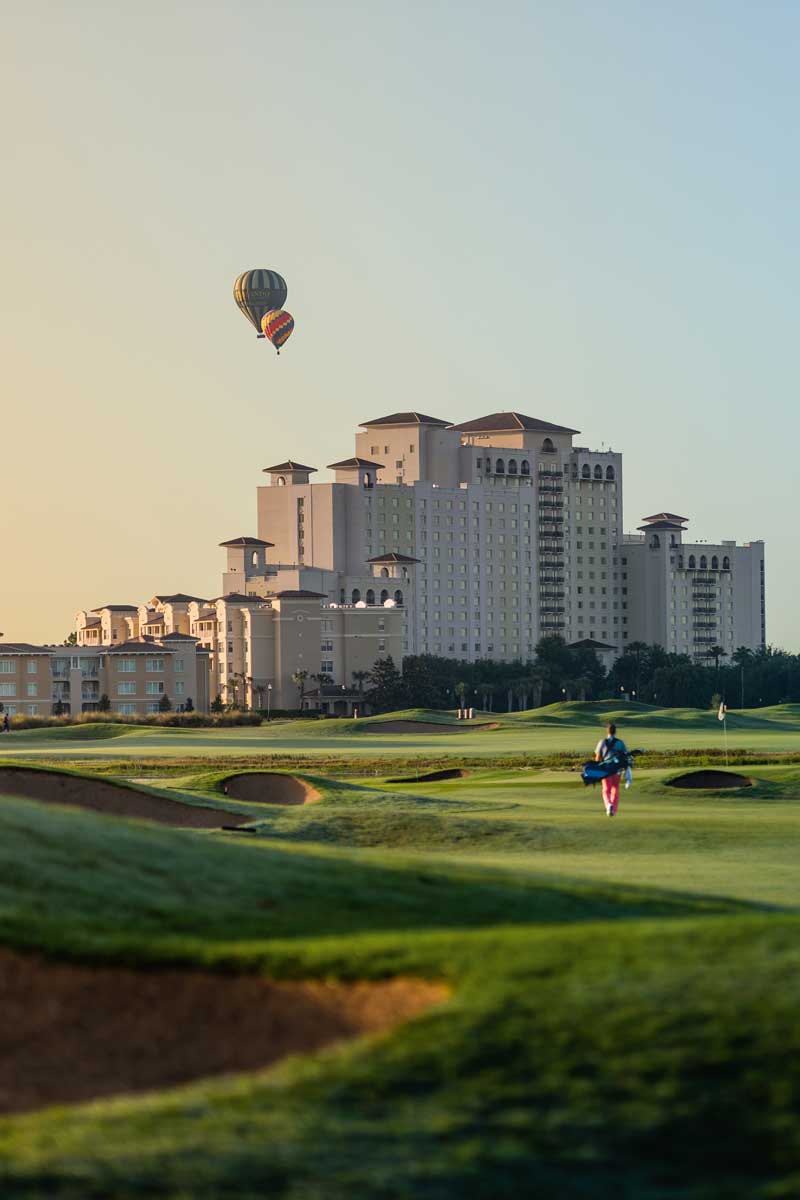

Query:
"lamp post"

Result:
[[267, 683, 272, 722]]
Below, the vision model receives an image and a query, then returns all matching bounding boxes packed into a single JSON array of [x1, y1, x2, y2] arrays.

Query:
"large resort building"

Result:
[[1, 410, 766, 717]]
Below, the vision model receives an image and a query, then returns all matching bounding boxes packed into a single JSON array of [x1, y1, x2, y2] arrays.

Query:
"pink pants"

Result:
[[602, 774, 621, 813]]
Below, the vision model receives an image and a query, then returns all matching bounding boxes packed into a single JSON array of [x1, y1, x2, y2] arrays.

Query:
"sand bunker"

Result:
[[362, 721, 497, 735], [222, 773, 321, 805], [666, 770, 752, 790], [0, 767, 252, 828], [386, 768, 470, 784], [0, 948, 447, 1115]]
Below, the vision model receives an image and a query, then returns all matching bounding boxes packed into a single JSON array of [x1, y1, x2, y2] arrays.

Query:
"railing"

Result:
[[538, 499, 564, 510], [692, 591, 716, 601], [540, 605, 566, 614], [693, 636, 716, 645], [538, 481, 564, 493], [693, 606, 716, 615], [692, 573, 716, 583]]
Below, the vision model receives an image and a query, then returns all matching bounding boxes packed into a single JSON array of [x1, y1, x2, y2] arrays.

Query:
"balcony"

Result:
[[538, 528, 565, 539], [540, 605, 566, 614], [541, 619, 566, 630], [538, 481, 564, 493], [539, 574, 565, 585], [692, 591, 716, 601], [693, 635, 716, 645], [694, 621, 717, 630], [693, 606, 716, 615], [538, 499, 565, 510], [692, 573, 716, 584]]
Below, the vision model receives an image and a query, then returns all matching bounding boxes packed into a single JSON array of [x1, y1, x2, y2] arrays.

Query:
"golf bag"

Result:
[[581, 747, 642, 787]]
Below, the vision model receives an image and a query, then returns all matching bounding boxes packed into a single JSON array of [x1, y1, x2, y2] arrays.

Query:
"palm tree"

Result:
[[291, 669, 308, 710], [627, 641, 648, 697], [351, 669, 370, 694], [527, 667, 546, 710], [223, 679, 238, 709], [706, 645, 728, 674], [477, 681, 494, 712], [455, 680, 468, 714]]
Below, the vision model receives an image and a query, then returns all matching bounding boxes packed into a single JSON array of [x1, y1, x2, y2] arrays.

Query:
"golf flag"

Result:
[[718, 701, 727, 721]]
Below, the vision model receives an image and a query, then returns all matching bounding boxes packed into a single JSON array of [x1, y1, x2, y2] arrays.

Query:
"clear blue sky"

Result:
[[2, 1, 797, 646]]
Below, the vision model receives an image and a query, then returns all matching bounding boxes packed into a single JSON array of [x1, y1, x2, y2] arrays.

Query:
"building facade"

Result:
[[623, 513, 766, 659], [254, 411, 625, 661], [75, 582, 403, 715], [0, 638, 209, 718]]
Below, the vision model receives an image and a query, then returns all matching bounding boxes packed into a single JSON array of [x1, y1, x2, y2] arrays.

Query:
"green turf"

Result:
[[2, 701, 800, 762], [1, 704, 800, 1197]]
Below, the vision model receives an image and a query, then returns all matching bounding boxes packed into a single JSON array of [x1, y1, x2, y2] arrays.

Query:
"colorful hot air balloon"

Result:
[[261, 309, 295, 354], [233, 269, 288, 337]]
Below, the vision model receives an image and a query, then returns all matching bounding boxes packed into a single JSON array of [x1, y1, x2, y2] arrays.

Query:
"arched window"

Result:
[[485, 459, 491, 473], [678, 556, 684, 568], [366, 588, 375, 605], [495, 458, 505, 474], [723, 555, 730, 571], [277, 476, 286, 487], [379, 566, 389, 578], [606, 465, 615, 480], [581, 464, 591, 479], [520, 460, 530, 475], [700, 555, 707, 569], [380, 589, 389, 604], [351, 588, 361, 604], [339, 589, 345, 604], [542, 437, 554, 453], [688, 555, 696, 568], [711, 555, 719, 570], [593, 464, 603, 479], [651, 534, 660, 548], [251, 551, 258, 567], [507, 459, 518, 474], [394, 589, 404, 606], [362, 472, 373, 489]]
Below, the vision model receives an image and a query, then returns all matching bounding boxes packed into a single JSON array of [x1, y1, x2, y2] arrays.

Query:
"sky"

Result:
[[2, 1, 798, 647]]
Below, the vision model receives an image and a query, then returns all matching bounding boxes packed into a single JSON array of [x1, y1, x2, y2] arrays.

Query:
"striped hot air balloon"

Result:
[[261, 309, 295, 354], [233, 269, 288, 337]]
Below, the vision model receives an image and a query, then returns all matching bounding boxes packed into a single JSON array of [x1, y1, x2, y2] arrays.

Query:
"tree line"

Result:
[[362, 639, 800, 714]]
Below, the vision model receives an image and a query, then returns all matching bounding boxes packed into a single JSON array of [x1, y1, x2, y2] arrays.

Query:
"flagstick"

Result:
[[723, 715, 728, 766]]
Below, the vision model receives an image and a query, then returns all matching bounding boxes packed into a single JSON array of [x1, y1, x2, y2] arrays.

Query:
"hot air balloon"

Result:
[[233, 269, 288, 337], [261, 309, 295, 354]]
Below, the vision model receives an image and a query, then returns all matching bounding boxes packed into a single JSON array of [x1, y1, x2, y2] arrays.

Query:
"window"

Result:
[[520, 460, 530, 475], [146, 657, 164, 672], [145, 681, 165, 695], [0, 662, 13, 674], [351, 588, 361, 604], [0, 684, 15, 697], [581, 464, 591, 479], [394, 589, 404, 606], [175, 681, 185, 696], [723, 556, 730, 571], [495, 458, 505, 474], [117, 682, 136, 695], [711, 555, 719, 570], [606, 465, 615, 480], [174, 658, 184, 672], [117, 658, 136, 672], [27, 705, 37, 715], [507, 459, 518, 475], [321, 660, 334, 673], [27, 661, 37, 674], [542, 438, 554, 453], [688, 555, 696, 568], [700, 555, 707, 569], [366, 588, 375, 605], [146, 703, 160, 714], [593, 464, 603, 479], [118, 703, 136, 715], [26, 683, 38, 697]]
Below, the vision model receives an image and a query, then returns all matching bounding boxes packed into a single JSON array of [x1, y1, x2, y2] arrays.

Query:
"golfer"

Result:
[[595, 722, 626, 817]]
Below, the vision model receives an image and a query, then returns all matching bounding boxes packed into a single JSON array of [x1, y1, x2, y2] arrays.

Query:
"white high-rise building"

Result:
[[255, 411, 625, 663], [623, 513, 765, 658]]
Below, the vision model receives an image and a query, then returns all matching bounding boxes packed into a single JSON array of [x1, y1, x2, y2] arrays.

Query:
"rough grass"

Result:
[[1, 708, 800, 1197]]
